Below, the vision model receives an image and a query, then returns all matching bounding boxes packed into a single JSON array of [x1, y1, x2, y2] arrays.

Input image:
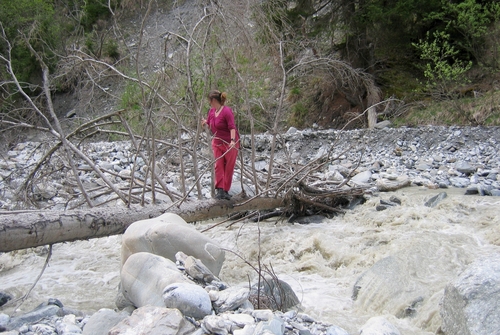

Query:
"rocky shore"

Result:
[[0, 125, 499, 211], [1, 125, 499, 335]]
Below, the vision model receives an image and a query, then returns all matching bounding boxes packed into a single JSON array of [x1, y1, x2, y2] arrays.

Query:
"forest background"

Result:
[[2, 0, 500, 138]]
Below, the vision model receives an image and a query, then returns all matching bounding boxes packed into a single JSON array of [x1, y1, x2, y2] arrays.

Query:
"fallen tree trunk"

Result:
[[0, 196, 285, 253]]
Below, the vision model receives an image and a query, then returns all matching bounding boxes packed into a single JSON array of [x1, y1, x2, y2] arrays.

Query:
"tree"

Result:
[[0, 0, 376, 253]]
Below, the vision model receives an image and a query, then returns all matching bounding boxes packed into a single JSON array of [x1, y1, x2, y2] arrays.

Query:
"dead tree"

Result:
[[0, 161, 367, 252], [0, 2, 374, 252]]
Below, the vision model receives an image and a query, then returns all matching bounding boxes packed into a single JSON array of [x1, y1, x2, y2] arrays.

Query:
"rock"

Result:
[[202, 313, 256, 335], [376, 198, 400, 211], [0, 313, 10, 332], [415, 163, 431, 171], [223, 313, 255, 330], [202, 315, 230, 335], [120, 252, 191, 308], [114, 289, 134, 310], [176, 252, 217, 283], [55, 314, 83, 334], [375, 205, 390, 211], [440, 254, 500, 335], [388, 196, 401, 205], [109, 306, 195, 335], [6, 304, 60, 331], [31, 323, 55, 334], [487, 172, 498, 180], [0, 291, 12, 307], [163, 282, 212, 319], [121, 212, 225, 276], [424, 192, 447, 207], [455, 161, 476, 174], [251, 309, 274, 321], [292, 215, 327, 224], [65, 110, 76, 118], [449, 177, 470, 188], [376, 175, 411, 192], [233, 324, 256, 335], [325, 325, 349, 335], [358, 316, 401, 335], [374, 120, 391, 129], [249, 278, 300, 311], [82, 308, 129, 335], [351, 170, 372, 185], [254, 316, 285, 335], [213, 286, 250, 314], [464, 185, 479, 195]]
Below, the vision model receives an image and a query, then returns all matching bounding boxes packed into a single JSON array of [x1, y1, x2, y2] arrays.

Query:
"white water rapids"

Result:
[[1, 187, 499, 334]]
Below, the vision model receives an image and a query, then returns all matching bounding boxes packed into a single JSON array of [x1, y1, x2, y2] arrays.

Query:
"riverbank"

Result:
[[0, 125, 499, 335], [1, 125, 499, 212]]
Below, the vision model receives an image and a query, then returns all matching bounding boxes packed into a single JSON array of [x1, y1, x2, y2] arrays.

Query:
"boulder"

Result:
[[0, 313, 9, 332], [55, 314, 83, 334], [212, 286, 250, 314], [176, 251, 217, 283], [82, 308, 129, 335], [455, 161, 476, 174], [358, 316, 401, 335], [376, 175, 411, 192], [121, 212, 225, 276], [120, 252, 191, 308], [424, 192, 447, 207], [201, 315, 230, 335], [201, 313, 256, 335], [325, 325, 349, 335], [440, 254, 500, 335], [5, 303, 60, 331], [351, 170, 372, 185], [163, 282, 212, 319], [0, 291, 12, 307], [249, 277, 300, 311], [109, 306, 195, 335], [254, 316, 285, 335]]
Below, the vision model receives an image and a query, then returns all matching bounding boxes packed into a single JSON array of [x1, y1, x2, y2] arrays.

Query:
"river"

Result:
[[1, 187, 499, 334]]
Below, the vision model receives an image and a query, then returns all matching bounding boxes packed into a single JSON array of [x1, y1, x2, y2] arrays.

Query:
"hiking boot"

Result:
[[222, 190, 232, 200], [215, 188, 224, 200]]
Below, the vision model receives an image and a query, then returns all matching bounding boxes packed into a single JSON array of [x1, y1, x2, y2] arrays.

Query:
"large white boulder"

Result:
[[121, 252, 190, 307], [440, 254, 500, 335], [121, 213, 225, 276]]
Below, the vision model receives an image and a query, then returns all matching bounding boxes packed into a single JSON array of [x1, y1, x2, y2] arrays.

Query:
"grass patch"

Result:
[[393, 89, 500, 127]]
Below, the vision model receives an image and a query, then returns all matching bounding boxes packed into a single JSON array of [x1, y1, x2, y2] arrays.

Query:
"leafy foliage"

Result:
[[413, 30, 472, 98], [80, 0, 116, 31], [0, 0, 60, 83]]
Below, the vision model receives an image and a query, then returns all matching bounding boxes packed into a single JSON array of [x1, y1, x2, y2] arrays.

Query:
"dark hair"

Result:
[[208, 90, 227, 105]]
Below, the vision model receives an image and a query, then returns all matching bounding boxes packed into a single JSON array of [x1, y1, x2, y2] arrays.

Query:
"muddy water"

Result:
[[1, 187, 499, 334]]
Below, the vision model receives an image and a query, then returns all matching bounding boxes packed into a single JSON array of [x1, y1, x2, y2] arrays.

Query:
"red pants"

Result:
[[212, 140, 239, 192]]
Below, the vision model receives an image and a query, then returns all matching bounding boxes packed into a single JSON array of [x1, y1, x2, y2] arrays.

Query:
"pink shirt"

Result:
[[206, 106, 239, 144]]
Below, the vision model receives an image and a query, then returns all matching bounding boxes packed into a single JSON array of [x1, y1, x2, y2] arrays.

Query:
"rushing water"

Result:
[[1, 187, 499, 334]]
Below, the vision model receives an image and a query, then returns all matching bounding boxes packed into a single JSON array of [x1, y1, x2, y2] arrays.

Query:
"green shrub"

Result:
[[81, 0, 115, 31], [413, 30, 472, 99]]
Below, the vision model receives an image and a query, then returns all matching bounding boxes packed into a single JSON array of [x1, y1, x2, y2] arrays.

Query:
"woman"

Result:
[[202, 90, 240, 200]]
